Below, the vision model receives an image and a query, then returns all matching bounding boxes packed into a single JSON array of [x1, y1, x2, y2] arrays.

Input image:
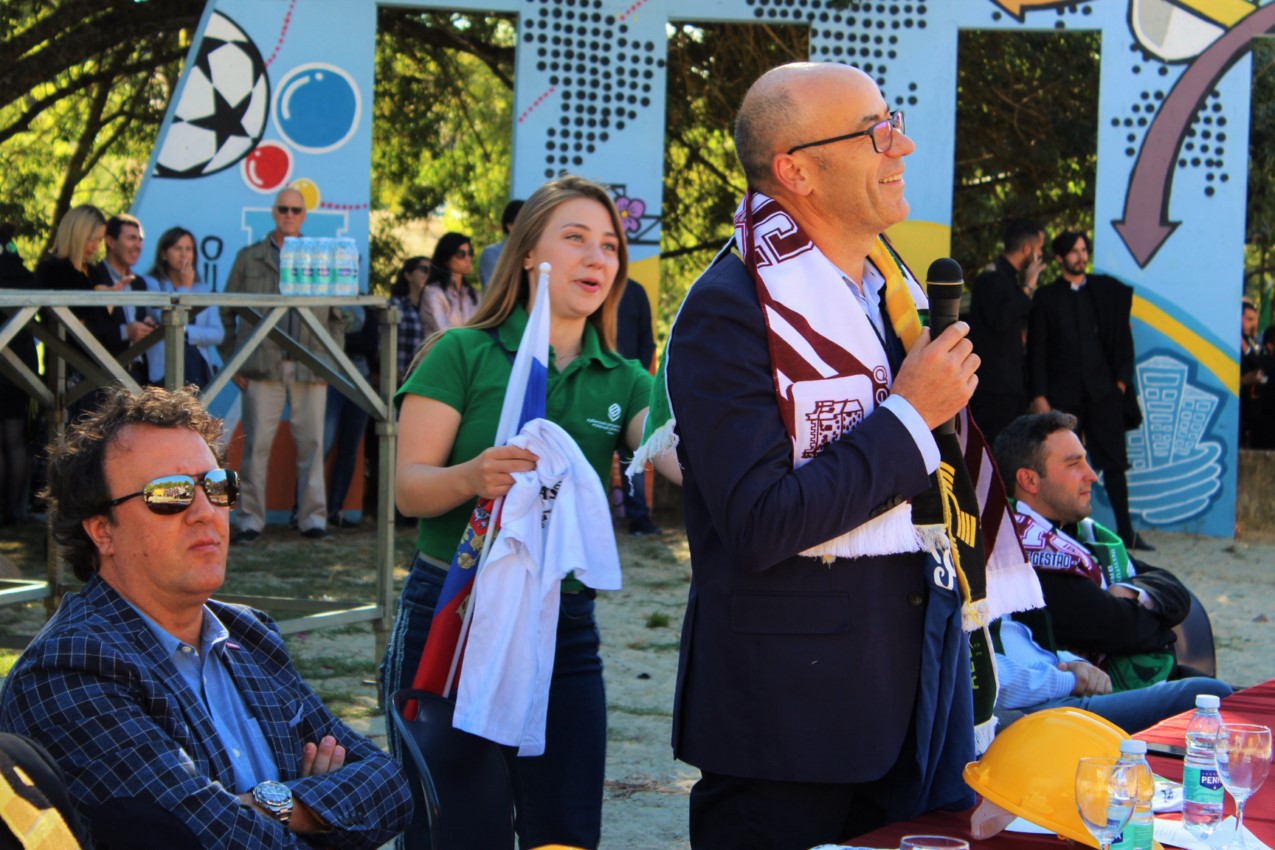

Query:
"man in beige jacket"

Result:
[[220, 187, 344, 543]]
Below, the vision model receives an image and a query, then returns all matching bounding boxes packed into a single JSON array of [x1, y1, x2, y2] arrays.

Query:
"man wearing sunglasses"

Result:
[[220, 186, 346, 544], [654, 63, 986, 849], [0, 387, 410, 849]]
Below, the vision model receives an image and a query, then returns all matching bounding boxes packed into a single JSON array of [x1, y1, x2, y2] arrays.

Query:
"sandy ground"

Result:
[[590, 524, 1275, 850], [2, 515, 1269, 849]]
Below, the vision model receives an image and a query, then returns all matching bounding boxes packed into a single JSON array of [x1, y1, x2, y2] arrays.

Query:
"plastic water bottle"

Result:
[[297, 238, 316, 296], [279, 237, 299, 295], [1183, 693, 1225, 838], [334, 238, 359, 296], [1112, 739, 1155, 850], [312, 238, 333, 297]]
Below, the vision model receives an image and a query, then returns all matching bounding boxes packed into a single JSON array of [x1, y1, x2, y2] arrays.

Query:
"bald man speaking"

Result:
[[642, 63, 983, 848]]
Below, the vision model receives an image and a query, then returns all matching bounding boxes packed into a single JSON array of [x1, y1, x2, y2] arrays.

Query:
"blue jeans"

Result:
[[381, 555, 607, 849], [1026, 676, 1234, 734]]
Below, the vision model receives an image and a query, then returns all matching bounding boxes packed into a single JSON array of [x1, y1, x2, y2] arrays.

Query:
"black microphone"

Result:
[[925, 257, 965, 435]]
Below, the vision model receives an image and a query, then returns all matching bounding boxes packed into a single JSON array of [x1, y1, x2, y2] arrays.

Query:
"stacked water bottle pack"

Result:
[[279, 237, 360, 296]]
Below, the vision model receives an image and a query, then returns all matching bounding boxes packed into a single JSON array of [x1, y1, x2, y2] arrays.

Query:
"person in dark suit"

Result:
[[663, 63, 981, 850], [967, 219, 1045, 447], [0, 386, 411, 849], [1027, 231, 1147, 551]]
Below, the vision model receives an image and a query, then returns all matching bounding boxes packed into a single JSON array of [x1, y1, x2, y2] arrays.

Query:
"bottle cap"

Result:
[[1120, 739, 1148, 755], [1196, 694, 1221, 709]]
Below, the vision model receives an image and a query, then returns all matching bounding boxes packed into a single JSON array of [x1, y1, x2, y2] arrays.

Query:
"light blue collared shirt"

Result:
[[841, 261, 940, 475], [130, 603, 280, 793]]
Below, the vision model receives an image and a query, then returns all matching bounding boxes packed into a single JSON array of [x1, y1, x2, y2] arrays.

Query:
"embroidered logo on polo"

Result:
[[586, 402, 622, 435]]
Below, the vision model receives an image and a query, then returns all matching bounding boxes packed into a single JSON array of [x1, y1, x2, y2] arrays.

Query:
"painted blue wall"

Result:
[[132, 0, 1271, 537]]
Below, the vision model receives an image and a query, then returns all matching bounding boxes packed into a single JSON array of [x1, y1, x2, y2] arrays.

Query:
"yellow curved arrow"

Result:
[[987, 0, 1074, 21], [1168, 0, 1256, 28]]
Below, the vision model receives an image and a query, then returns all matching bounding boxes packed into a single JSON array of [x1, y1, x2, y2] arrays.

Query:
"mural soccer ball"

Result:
[[155, 12, 269, 179]]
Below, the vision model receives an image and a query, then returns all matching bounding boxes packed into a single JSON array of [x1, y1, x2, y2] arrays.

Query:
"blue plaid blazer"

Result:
[[0, 577, 411, 849]]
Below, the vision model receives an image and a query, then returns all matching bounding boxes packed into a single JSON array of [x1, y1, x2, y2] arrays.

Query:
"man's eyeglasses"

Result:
[[107, 469, 239, 515], [787, 111, 906, 156], [275, 206, 305, 215]]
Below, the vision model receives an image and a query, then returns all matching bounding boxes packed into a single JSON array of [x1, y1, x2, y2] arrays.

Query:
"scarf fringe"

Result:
[[974, 716, 998, 757], [980, 558, 1045, 623], [800, 503, 923, 561], [628, 418, 677, 477]]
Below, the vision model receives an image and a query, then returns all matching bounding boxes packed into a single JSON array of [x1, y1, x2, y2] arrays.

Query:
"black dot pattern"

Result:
[[744, 1, 931, 111], [1121, 41, 1229, 200], [521, 0, 664, 180], [985, 1, 1094, 24]]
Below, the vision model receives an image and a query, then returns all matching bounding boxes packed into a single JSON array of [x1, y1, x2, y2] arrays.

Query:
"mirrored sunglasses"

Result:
[[107, 469, 239, 515]]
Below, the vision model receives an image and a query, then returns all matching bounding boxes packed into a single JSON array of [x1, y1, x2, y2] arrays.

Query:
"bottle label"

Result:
[[1113, 820, 1153, 850], [1184, 765, 1225, 803]]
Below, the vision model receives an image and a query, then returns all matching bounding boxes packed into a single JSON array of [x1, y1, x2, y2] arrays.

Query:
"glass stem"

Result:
[[1235, 798, 1248, 849]]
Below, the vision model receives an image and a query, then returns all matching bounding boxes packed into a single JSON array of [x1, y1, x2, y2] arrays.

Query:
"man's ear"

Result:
[[771, 153, 813, 198], [1014, 467, 1039, 498], [82, 514, 114, 560]]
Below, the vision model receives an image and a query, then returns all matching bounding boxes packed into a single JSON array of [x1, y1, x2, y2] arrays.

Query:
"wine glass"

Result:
[[1075, 757, 1138, 850], [899, 837, 970, 850], [1216, 723, 1273, 849]]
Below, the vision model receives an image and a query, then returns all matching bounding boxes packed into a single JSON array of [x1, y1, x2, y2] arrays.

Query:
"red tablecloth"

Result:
[[848, 679, 1275, 848]]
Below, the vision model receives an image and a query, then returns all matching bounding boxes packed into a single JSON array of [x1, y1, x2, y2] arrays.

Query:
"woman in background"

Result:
[[419, 232, 480, 337], [34, 205, 124, 417], [388, 256, 430, 384], [142, 226, 223, 388]]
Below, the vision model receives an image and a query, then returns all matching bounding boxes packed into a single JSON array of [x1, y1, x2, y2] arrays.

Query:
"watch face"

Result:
[[254, 781, 293, 821]]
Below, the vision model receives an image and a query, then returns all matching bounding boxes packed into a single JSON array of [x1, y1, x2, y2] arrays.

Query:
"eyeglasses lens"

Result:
[[876, 113, 905, 154], [141, 470, 238, 514]]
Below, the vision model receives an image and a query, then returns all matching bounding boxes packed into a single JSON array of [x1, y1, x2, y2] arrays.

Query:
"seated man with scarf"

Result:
[[994, 411, 1210, 689]]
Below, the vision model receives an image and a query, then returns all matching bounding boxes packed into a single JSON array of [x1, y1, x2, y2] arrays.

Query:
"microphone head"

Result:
[[926, 257, 964, 285]]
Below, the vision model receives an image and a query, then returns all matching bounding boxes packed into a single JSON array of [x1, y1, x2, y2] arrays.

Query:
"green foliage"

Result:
[[371, 10, 517, 288], [1, 0, 197, 259], [952, 29, 1100, 277], [657, 23, 806, 343], [644, 611, 670, 629], [1247, 38, 1275, 316]]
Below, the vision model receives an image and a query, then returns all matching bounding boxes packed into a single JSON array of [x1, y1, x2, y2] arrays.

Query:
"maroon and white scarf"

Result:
[[1013, 501, 1106, 587]]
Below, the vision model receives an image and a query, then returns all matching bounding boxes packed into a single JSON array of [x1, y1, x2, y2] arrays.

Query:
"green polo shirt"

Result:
[[396, 304, 653, 565]]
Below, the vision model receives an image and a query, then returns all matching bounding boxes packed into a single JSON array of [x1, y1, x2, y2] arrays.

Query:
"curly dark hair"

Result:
[[43, 386, 225, 581]]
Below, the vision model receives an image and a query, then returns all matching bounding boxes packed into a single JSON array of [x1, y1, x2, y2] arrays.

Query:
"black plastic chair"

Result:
[[1172, 589, 1218, 678], [391, 688, 515, 850]]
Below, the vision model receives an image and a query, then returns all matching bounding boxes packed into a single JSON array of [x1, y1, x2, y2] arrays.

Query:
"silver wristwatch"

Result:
[[251, 780, 294, 825]]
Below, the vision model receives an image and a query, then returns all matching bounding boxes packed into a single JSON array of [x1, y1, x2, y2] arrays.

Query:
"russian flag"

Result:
[[409, 264, 552, 702]]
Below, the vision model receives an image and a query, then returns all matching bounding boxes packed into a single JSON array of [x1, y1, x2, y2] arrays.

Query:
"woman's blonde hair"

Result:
[[50, 205, 106, 273], [407, 176, 628, 376]]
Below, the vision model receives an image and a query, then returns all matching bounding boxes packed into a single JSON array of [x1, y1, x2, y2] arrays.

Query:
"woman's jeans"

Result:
[[382, 554, 606, 849]]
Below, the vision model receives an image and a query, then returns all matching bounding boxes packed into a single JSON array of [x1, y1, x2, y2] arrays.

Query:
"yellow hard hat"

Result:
[[530, 846, 586, 850], [963, 707, 1130, 849]]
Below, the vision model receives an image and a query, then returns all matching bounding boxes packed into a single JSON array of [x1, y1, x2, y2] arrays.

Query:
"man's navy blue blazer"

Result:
[[667, 250, 937, 784], [0, 576, 411, 849]]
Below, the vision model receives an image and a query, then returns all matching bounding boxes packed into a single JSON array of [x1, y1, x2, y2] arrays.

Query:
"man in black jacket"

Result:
[[968, 219, 1045, 446], [1027, 231, 1148, 550]]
